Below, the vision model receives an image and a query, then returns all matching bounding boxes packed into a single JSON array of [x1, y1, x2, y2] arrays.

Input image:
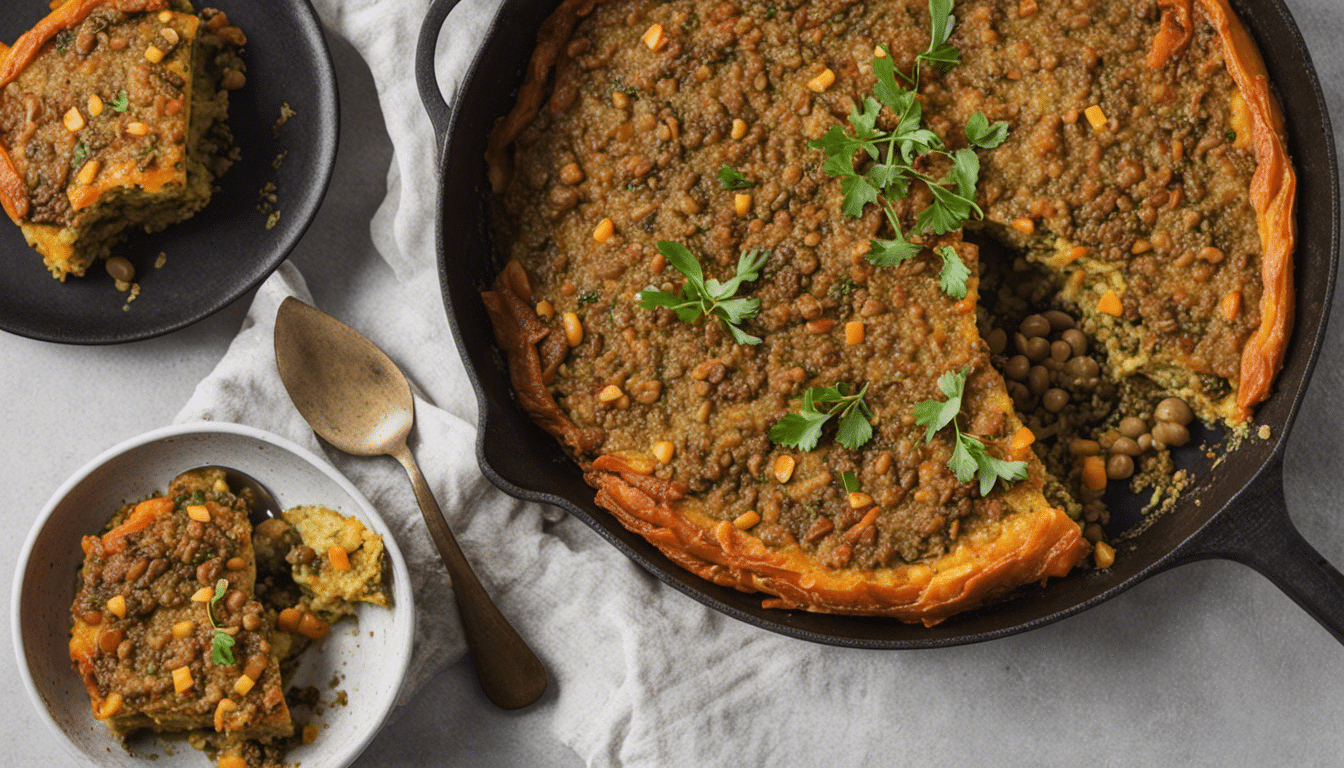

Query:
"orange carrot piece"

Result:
[[1081, 456, 1108, 491], [1097, 290, 1123, 317]]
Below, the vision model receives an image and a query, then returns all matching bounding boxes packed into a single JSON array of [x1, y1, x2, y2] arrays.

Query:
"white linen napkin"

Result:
[[172, 0, 1344, 765]]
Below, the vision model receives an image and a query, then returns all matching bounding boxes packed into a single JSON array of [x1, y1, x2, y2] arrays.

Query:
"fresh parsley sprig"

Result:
[[913, 369, 1027, 496], [717, 164, 755, 190], [807, 0, 1009, 296], [108, 90, 129, 113], [636, 241, 768, 345], [769, 383, 873, 451], [207, 578, 236, 665]]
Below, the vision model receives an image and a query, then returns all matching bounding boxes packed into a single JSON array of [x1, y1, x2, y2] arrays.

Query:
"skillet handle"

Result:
[[415, 0, 466, 149], [1170, 453, 1344, 644]]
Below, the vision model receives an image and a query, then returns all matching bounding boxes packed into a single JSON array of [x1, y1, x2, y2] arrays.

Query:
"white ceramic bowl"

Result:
[[12, 422, 415, 768]]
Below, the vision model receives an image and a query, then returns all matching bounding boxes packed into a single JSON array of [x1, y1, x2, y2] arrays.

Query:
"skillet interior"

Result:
[[434, 0, 1339, 647], [0, 0, 338, 344]]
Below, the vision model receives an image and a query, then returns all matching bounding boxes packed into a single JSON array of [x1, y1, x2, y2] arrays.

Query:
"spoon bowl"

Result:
[[273, 296, 547, 709], [191, 465, 283, 525]]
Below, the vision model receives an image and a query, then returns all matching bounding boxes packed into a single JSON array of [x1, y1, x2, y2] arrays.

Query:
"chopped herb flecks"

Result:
[[717, 164, 755, 190]]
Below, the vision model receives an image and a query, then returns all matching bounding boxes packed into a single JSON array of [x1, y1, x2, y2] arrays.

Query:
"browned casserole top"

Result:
[[485, 0, 1292, 619], [0, 0, 247, 231], [69, 469, 290, 738]]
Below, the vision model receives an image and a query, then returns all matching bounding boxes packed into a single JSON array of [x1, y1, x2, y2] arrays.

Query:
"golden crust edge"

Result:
[[588, 466, 1088, 626], [1195, 0, 1296, 421], [482, 271, 1089, 624]]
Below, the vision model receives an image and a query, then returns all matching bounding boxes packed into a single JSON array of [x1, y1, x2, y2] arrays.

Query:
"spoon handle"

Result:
[[391, 445, 548, 709]]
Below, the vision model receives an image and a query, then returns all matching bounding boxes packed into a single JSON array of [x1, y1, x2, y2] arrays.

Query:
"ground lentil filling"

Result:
[[486, 0, 1291, 619]]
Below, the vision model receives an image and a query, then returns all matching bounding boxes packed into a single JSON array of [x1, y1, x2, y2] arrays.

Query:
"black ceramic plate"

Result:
[[0, 0, 338, 344]]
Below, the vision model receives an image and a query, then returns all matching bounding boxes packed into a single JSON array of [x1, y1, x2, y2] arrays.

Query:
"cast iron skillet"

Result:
[[0, 0, 338, 344], [418, 0, 1343, 647]]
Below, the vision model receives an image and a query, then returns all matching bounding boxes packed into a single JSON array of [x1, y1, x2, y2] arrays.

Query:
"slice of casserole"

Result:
[[0, 0, 245, 280], [69, 468, 293, 745]]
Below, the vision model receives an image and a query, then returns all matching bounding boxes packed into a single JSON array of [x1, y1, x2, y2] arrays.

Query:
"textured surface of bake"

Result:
[[483, 0, 1293, 622], [283, 504, 390, 619], [0, 0, 246, 280], [69, 469, 292, 745]]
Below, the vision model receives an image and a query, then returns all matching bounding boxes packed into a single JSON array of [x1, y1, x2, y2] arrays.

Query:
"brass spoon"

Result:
[[273, 296, 547, 709]]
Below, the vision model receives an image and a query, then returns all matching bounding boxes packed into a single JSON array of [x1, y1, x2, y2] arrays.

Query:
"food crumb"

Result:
[[154, 251, 167, 269], [272, 149, 288, 170], [121, 282, 141, 310], [257, 181, 277, 212], [273, 101, 296, 138], [266, 211, 281, 230], [1258, 424, 1271, 439]]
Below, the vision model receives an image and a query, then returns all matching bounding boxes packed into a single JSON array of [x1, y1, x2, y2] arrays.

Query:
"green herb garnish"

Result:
[[636, 241, 768, 345], [70, 141, 89, 169], [55, 29, 73, 52], [577, 290, 600, 306], [717, 164, 755, 190], [207, 578, 236, 665], [840, 470, 862, 493], [913, 369, 1027, 496], [108, 90, 130, 113], [936, 244, 971, 299], [769, 383, 873, 451], [807, 0, 1009, 296], [828, 277, 859, 300]]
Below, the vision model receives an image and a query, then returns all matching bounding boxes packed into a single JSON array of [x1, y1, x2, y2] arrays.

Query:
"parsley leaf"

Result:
[[207, 578, 236, 665], [913, 369, 966, 441], [717, 164, 755, 190], [840, 471, 862, 493], [936, 245, 971, 298], [913, 369, 1027, 495], [807, 0, 1007, 300], [919, 0, 960, 72], [769, 383, 873, 451], [108, 90, 129, 113], [70, 141, 89, 169], [868, 235, 921, 268], [965, 111, 1010, 148], [967, 440, 1030, 497], [636, 242, 768, 345]]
